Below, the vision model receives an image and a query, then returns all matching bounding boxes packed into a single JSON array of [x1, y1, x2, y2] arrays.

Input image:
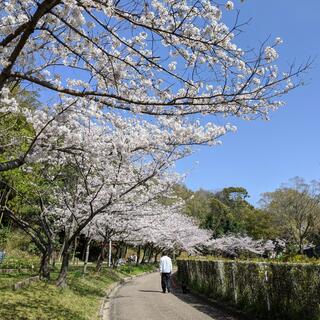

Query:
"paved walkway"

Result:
[[109, 272, 239, 320]]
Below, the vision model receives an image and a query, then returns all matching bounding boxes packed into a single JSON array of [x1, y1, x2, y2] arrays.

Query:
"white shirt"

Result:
[[159, 255, 172, 273]]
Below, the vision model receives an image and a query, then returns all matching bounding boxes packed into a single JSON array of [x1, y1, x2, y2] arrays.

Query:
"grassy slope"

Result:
[[0, 264, 155, 320], [0, 271, 36, 290]]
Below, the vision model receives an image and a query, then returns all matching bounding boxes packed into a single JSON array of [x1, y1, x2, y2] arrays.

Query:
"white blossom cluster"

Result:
[[225, 1, 234, 11], [265, 46, 279, 63], [21, 98, 216, 251], [112, 204, 211, 253], [1, 0, 306, 174], [0, 0, 300, 120], [205, 235, 275, 257]]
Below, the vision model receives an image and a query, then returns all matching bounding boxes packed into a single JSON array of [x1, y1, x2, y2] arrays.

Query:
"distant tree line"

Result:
[[175, 177, 320, 255]]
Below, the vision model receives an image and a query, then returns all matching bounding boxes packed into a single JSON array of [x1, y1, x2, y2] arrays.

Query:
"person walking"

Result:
[[159, 252, 172, 293]]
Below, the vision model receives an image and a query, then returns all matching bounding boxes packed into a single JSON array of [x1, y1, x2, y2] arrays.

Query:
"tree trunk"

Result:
[[154, 251, 160, 264], [141, 245, 147, 264], [96, 255, 103, 272], [119, 243, 125, 258], [56, 245, 70, 288], [83, 238, 91, 274], [0, 210, 4, 225], [118, 243, 123, 260], [51, 250, 57, 268], [147, 247, 154, 263], [58, 241, 66, 263], [96, 239, 108, 272], [299, 238, 303, 254], [39, 246, 52, 280], [115, 244, 120, 260], [72, 236, 78, 266], [136, 246, 141, 265]]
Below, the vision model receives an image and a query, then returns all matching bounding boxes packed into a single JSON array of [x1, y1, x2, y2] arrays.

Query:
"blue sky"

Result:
[[176, 0, 320, 205]]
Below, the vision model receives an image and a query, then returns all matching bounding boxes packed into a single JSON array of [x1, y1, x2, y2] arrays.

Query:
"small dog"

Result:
[[181, 279, 190, 294]]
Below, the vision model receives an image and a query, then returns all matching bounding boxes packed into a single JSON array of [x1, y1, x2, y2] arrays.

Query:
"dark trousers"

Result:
[[161, 273, 171, 292]]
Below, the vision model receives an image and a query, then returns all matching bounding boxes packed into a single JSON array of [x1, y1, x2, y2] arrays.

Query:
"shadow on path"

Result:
[[171, 288, 237, 320], [110, 271, 246, 320], [170, 273, 247, 320]]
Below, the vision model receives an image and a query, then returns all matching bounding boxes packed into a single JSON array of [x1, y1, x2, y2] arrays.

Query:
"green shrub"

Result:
[[0, 250, 39, 270], [1, 230, 39, 253], [0, 227, 10, 248], [118, 263, 156, 275], [276, 254, 318, 263]]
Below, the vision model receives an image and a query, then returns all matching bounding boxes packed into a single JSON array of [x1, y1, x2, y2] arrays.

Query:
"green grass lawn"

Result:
[[0, 264, 156, 320]]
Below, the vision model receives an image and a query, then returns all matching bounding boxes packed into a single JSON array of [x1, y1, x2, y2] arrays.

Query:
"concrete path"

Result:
[[109, 272, 239, 320]]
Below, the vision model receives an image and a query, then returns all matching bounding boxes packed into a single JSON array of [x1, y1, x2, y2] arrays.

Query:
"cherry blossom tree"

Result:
[[1, 90, 225, 285], [86, 202, 176, 267], [204, 234, 275, 258], [41, 105, 202, 286], [120, 203, 211, 257], [86, 197, 211, 266], [0, 0, 310, 287], [0, 0, 308, 171]]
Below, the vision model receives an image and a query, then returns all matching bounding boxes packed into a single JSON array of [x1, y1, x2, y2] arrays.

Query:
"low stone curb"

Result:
[[12, 275, 40, 291], [99, 270, 156, 320]]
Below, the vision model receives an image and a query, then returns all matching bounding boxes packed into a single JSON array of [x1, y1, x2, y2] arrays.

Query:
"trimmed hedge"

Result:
[[177, 258, 320, 320]]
